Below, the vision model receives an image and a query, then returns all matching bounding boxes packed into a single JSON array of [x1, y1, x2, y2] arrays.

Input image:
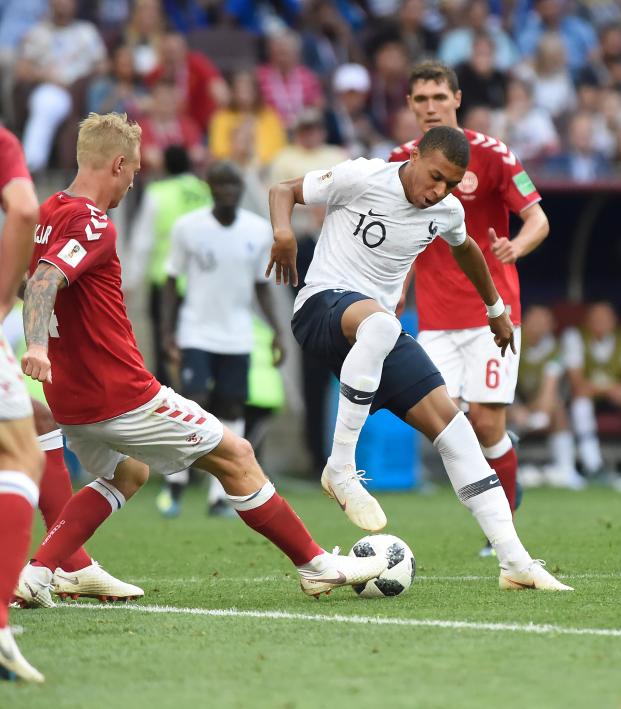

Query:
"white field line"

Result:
[[67, 603, 621, 638], [129, 572, 621, 585]]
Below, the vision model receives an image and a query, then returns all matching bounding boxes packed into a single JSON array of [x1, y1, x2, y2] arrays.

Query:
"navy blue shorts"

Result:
[[180, 349, 250, 403], [291, 290, 444, 421]]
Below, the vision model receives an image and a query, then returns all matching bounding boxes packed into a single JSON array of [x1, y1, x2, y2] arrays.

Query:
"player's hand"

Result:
[[266, 231, 298, 287], [272, 332, 285, 366], [488, 311, 516, 357], [21, 345, 52, 383], [489, 228, 521, 264]]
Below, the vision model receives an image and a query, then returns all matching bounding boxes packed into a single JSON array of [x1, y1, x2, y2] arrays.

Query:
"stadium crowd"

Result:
[[1, 0, 620, 487]]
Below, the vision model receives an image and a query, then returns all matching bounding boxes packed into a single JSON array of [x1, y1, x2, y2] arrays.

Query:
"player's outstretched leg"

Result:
[[0, 418, 45, 682], [34, 425, 144, 603], [407, 388, 573, 591], [194, 429, 388, 597], [323, 306, 401, 531], [15, 459, 148, 608]]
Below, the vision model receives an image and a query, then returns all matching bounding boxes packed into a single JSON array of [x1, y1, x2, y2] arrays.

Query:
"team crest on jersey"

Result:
[[458, 170, 478, 195], [57, 238, 87, 267]]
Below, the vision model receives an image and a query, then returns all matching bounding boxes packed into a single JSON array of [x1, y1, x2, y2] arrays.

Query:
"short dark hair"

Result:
[[164, 145, 190, 175], [206, 160, 244, 184], [408, 60, 460, 95], [418, 126, 470, 169]]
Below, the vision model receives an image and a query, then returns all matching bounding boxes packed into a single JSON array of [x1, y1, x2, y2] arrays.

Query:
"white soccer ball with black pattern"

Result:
[[349, 534, 415, 598]]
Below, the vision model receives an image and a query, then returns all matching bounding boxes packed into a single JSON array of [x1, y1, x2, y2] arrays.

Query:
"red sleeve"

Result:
[[499, 148, 541, 215], [39, 208, 115, 285], [388, 147, 410, 163], [189, 52, 221, 81], [0, 127, 32, 193]]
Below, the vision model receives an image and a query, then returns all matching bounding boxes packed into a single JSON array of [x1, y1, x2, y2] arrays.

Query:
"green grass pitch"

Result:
[[6, 481, 621, 708]]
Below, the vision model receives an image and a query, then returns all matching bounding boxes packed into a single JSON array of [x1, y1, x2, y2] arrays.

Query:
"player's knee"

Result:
[[232, 435, 255, 466], [31, 399, 58, 435], [357, 311, 401, 357]]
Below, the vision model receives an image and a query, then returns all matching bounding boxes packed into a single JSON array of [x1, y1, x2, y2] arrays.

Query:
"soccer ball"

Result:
[[349, 534, 416, 598]]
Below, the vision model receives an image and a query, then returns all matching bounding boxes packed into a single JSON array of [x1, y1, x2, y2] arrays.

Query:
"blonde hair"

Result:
[[77, 112, 142, 168]]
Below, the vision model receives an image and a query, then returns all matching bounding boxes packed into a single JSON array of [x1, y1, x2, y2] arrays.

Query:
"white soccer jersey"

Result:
[[167, 207, 272, 354], [294, 158, 467, 314]]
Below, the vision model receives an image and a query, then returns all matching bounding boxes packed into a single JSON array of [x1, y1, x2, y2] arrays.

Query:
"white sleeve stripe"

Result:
[[518, 197, 542, 213]]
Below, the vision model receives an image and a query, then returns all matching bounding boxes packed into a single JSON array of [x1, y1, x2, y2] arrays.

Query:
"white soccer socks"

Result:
[[571, 397, 603, 474], [327, 312, 401, 478], [434, 412, 532, 571]]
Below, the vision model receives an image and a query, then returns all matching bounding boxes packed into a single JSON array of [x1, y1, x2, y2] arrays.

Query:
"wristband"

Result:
[[486, 297, 505, 319]]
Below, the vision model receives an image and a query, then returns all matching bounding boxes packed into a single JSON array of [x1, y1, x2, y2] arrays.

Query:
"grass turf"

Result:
[[5, 482, 621, 708]]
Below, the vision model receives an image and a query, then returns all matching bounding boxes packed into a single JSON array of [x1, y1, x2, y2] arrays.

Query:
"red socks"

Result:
[[0, 476, 37, 628], [237, 493, 323, 566], [486, 447, 518, 511], [34, 486, 113, 572], [39, 447, 92, 571]]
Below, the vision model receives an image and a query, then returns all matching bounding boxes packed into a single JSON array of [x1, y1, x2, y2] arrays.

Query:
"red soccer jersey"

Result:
[[389, 129, 541, 330], [30, 192, 160, 424], [0, 127, 32, 200]]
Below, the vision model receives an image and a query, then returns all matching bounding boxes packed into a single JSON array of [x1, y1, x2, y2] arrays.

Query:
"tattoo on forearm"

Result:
[[23, 265, 63, 348]]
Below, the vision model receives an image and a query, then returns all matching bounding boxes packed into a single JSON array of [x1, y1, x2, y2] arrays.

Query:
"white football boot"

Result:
[[298, 546, 388, 598], [53, 561, 144, 602], [321, 464, 387, 531], [13, 564, 56, 608], [0, 627, 44, 683], [499, 559, 574, 591]]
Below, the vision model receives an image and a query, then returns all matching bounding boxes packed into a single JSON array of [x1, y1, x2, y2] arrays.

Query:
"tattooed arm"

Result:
[[21, 263, 66, 382]]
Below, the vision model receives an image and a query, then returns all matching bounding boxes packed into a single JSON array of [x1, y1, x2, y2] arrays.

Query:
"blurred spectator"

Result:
[[301, 0, 360, 82], [86, 43, 149, 117], [438, 0, 519, 70], [78, 0, 131, 45], [369, 40, 410, 137], [574, 75, 619, 158], [324, 63, 380, 157], [455, 33, 507, 121], [162, 0, 222, 33], [587, 22, 621, 89], [516, 0, 598, 75], [578, 0, 621, 29], [510, 304, 584, 489], [369, 104, 421, 159], [226, 121, 271, 219], [123, 0, 165, 77], [0, 0, 47, 65], [492, 78, 560, 164], [516, 32, 576, 120], [462, 104, 493, 134], [269, 107, 347, 186], [543, 112, 614, 181], [224, 0, 301, 34], [138, 79, 206, 172], [364, 0, 439, 65], [15, 0, 107, 171], [147, 31, 228, 130], [209, 70, 286, 169], [256, 30, 324, 130], [125, 144, 213, 385], [600, 88, 621, 158], [563, 302, 621, 480]]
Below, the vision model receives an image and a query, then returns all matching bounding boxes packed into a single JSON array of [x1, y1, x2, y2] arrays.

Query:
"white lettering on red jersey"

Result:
[[389, 129, 542, 330], [30, 192, 160, 424]]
